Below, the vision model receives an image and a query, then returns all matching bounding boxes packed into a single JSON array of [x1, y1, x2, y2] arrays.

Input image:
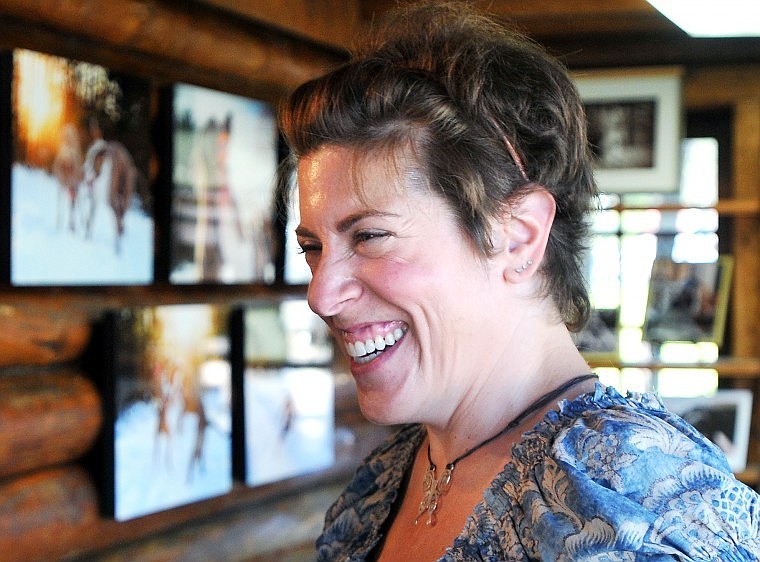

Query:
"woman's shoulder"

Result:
[[504, 383, 746, 496], [555, 383, 732, 468], [482, 383, 760, 560]]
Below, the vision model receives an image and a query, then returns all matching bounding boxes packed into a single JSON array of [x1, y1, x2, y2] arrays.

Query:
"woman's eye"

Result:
[[296, 241, 321, 255], [354, 230, 390, 245]]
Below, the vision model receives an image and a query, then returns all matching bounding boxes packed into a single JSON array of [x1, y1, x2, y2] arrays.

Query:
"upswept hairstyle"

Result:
[[277, 1, 598, 330]]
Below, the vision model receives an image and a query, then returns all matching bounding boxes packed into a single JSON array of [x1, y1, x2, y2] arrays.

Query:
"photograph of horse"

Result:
[[11, 48, 154, 285]]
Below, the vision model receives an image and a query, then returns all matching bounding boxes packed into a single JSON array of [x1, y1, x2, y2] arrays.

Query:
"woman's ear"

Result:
[[498, 187, 556, 282]]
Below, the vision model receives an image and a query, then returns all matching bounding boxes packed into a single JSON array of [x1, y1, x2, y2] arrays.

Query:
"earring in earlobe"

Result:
[[514, 259, 533, 274]]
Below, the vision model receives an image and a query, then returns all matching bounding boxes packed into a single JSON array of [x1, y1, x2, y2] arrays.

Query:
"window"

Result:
[[588, 137, 723, 397]]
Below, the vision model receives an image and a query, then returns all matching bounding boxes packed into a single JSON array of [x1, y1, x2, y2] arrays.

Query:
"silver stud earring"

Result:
[[514, 259, 533, 273]]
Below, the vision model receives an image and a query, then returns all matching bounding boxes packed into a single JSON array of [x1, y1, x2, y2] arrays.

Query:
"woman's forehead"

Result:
[[297, 143, 428, 200]]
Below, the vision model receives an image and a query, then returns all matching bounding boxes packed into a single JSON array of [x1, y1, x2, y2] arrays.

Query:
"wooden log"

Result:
[[0, 304, 90, 368], [0, 465, 99, 562], [0, 0, 345, 100], [0, 370, 101, 479]]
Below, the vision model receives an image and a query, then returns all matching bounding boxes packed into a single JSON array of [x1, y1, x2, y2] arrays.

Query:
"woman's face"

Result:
[[296, 145, 509, 426]]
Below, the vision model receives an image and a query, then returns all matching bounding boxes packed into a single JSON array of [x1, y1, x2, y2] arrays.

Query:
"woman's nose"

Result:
[[307, 253, 362, 319]]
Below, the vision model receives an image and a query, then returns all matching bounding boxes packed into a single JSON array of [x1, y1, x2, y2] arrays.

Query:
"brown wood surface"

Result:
[[67, 481, 345, 562], [0, 0, 344, 101], [0, 370, 101, 479], [0, 304, 90, 368], [731, 99, 760, 360], [0, 465, 99, 562]]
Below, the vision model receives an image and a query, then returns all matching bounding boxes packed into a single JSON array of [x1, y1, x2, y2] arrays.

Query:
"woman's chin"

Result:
[[356, 391, 409, 426]]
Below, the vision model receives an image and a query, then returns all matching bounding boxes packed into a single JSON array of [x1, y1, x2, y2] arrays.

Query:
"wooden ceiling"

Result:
[[199, 0, 760, 68]]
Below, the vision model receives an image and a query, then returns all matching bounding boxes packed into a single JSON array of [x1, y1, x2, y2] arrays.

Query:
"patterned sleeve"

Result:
[[504, 388, 760, 561]]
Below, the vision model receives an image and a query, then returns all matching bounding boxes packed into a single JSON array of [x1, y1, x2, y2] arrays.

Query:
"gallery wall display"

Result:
[[8, 48, 155, 285], [663, 389, 753, 473], [170, 83, 279, 285], [93, 304, 233, 521], [573, 67, 683, 194]]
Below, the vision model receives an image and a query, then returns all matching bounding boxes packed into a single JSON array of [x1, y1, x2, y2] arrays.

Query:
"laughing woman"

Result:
[[277, 2, 760, 560]]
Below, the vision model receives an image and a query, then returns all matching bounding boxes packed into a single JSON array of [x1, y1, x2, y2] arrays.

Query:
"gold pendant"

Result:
[[414, 463, 454, 526]]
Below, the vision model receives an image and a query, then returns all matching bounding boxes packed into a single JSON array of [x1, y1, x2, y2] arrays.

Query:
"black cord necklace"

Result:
[[414, 373, 598, 527]]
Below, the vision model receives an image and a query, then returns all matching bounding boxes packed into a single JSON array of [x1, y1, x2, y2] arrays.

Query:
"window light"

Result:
[[647, 1, 760, 37]]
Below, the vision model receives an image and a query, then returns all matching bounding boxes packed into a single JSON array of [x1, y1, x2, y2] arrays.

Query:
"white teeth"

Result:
[[374, 335, 386, 351], [354, 341, 367, 356], [346, 327, 405, 359]]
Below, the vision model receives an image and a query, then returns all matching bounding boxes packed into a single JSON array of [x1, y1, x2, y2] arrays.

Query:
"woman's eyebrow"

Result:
[[295, 210, 401, 239], [336, 210, 399, 233], [294, 225, 315, 239]]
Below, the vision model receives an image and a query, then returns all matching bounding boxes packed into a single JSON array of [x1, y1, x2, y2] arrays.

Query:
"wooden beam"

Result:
[[0, 0, 345, 100], [198, 0, 360, 52], [359, 0, 674, 37]]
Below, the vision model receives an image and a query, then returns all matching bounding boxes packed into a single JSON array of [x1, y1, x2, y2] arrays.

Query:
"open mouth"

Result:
[[344, 324, 407, 365]]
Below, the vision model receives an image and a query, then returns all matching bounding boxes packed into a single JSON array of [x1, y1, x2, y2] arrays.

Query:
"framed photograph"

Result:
[[663, 389, 753, 473], [241, 366, 335, 487], [643, 256, 733, 346], [170, 83, 278, 285], [94, 304, 233, 521], [573, 67, 683, 193], [241, 298, 333, 367], [10, 48, 154, 285], [230, 299, 335, 487]]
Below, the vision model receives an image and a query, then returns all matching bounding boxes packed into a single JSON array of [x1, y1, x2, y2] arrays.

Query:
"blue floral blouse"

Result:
[[317, 384, 760, 561]]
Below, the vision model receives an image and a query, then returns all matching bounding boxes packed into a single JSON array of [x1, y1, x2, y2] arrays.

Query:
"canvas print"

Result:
[[106, 304, 232, 520], [243, 298, 333, 366], [643, 256, 733, 346], [170, 83, 278, 284], [244, 366, 335, 486], [10, 48, 154, 285], [663, 390, 753, 473]]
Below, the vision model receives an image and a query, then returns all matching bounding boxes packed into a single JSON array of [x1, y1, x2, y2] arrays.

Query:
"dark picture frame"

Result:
[[10, 48, 154, 286], [92, 304, 233, 521], [169, 83, 279, 285]]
